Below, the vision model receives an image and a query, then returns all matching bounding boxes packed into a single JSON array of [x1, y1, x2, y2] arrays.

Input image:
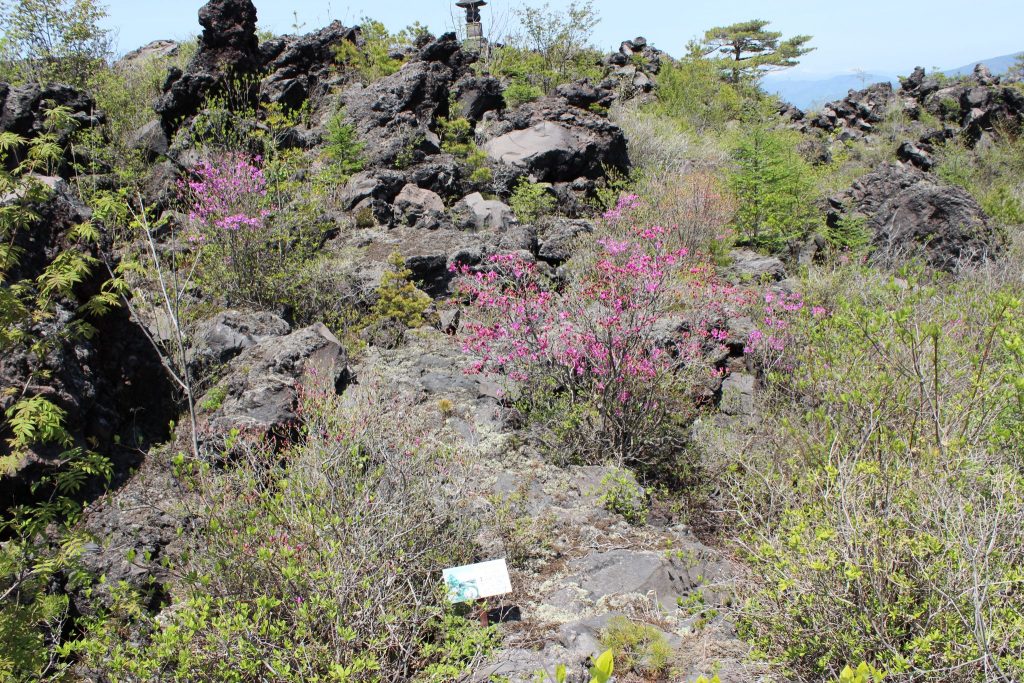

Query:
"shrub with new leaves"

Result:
[[70, 372, 494, 681], [714, 266, 1024, 682], [728, 119, 821, 251], [0, 0, 113, 88]]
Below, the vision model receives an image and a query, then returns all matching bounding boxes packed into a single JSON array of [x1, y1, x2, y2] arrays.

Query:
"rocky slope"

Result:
[[1, 0, 1015, 679]]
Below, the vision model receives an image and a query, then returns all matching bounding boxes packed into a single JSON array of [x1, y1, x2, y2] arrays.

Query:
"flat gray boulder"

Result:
[[484, 121, 576, 169], [569, 548, 721, 612], [454, 192, 516, 231]]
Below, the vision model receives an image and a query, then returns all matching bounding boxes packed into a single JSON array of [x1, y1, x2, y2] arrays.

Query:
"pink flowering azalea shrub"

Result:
[[179, 153, 277, 304], [455, 198, 753, 466], [183, 154, 270, 233], [743, 288, 830, 375]]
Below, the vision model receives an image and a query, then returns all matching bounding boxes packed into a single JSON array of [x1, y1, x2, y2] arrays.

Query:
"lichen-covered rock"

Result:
[[452, 192, 517, 232], [394, 183, 446, 228], [189, 309, 291, 378]]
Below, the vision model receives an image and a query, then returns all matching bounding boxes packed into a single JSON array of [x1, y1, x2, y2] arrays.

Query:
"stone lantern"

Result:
[[456, 0, 486, 50]]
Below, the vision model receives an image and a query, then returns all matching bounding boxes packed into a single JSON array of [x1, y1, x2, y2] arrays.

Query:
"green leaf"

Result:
[[589, 649, 613, 683]]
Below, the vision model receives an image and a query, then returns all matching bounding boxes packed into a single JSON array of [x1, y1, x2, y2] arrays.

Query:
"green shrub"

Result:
[[599, 616, 672, 676], [439, 114, 492, 183], [334, 18, 414, 84], [597, 468, 648, 525], [482, 1, 603, 101], [935, 133, 1024, 228], [715, 267, 1024, 681], [70, 374, 494, 680], [439, 115, 474, 157], [824, 213, 873, 252], [981, 185, 1024, 226], [322, 110, 365, 182], [372, 252, 431, 328], [502, 78, 544, 108], [509, 177, 556, 223], [654, 57, 747, 132], [0, 0, 112, 87], [199, 386, 227, 412]]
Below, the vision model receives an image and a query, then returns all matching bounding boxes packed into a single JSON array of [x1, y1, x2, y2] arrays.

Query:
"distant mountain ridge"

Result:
[[944, 52, 1022, 78], [766, 51, 1022, 110]]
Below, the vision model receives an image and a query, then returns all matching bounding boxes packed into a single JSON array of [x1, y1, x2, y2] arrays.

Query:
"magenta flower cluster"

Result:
[[455, 226, 692, 402], [744, 290, 830, 371], [180, 153, 270, 233]]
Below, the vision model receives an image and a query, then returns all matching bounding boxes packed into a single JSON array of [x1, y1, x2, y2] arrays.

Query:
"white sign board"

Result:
[[443, 559, 512, 603]]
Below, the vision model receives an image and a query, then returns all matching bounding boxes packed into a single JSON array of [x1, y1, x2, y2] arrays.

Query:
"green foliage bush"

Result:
[[483, 1, 603, 100], [715, 267, 1024, 681], [597, 468, 648, 525], [935, 134, 1024, 227], [322, 110, 365, 182], [599, 616, 672, 676], [439, 113, 493, 184], [70, 374, 495, 680], [509, 177, 556, 223], [372, 252, 431, 329], [654, 57, 747, 132], [824, 213, 873, 252], [334, 18, 427, 84], [0, 0, 112, 87]]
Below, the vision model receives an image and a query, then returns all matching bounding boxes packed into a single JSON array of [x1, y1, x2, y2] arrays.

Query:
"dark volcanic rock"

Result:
[[189, 309, 291, 379], [896, 139, 935, 170], [900, 64, 1024, 145], [604, 36, 673, 101], [198, 323, 349, 447], [537, 217, 594, 265], [128, 120, 170, 161], [155, 0, 262, 131], [260, 21, 361, 110], [339, 169, 408, 211], [0, 83, 105, 172], [0, 181, 174, 511], [341, 60, 452, 167], [809, 81, 911, 139], [829, 162, 1004, 270], [454, 75, 505, 121]]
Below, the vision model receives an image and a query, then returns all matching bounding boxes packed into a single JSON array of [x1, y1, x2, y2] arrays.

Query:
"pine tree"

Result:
[[728, 119, 819, 251], [697, 19, 813, 84]]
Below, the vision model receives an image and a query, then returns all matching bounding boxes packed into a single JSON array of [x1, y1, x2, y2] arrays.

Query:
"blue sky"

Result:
[[102, 0, 1024, 78]]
